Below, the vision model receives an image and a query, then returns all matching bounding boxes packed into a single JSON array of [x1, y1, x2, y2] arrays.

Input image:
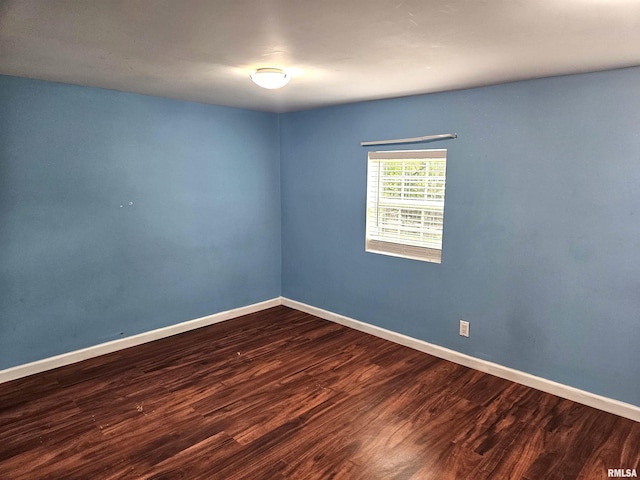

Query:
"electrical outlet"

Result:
[[459, 320, 470, 337]]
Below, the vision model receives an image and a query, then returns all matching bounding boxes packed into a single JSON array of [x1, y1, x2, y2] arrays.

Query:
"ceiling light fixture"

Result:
[[250, 68, 290, 89]]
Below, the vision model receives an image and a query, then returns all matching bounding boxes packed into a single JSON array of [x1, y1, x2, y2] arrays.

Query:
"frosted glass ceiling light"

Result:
[[250, 68, 290, 89]]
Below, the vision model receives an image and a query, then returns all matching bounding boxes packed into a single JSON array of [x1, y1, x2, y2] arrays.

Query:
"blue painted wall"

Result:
[[3, 68, 639, 407], [280, 67, 640, 406], [0, 75, 281, 369]]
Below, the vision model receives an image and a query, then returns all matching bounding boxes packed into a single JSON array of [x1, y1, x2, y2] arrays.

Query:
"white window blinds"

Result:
[[366, 149, 447, 263]]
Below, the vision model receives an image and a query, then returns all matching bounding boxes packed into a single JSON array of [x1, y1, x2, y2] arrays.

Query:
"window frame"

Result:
[[365, 148, 447, 264]]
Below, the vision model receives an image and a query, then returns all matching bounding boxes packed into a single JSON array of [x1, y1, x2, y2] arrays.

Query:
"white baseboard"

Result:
[[0, 297, 282, 385], [3, 295, 638, 422], [281, 297, 640, 422]]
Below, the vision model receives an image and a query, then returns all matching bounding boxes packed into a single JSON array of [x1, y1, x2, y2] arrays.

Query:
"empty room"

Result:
[[1, 1, 639, 478]]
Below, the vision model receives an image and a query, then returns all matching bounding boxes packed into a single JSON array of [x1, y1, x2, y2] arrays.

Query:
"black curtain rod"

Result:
[[360, 133, 457, 147]]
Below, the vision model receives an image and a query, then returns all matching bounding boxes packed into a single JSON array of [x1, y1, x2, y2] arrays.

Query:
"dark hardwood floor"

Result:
[[0, 306, 638, 479]]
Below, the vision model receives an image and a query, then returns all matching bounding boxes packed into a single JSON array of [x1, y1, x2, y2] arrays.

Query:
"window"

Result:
[[366, 149, 447, 263]]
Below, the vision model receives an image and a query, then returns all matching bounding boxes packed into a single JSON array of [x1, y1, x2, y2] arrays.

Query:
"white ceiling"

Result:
[[1, 0, 640, 113]]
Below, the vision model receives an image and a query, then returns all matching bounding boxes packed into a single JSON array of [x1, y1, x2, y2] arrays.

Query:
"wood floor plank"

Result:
[[0, 306, 637, 479]]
